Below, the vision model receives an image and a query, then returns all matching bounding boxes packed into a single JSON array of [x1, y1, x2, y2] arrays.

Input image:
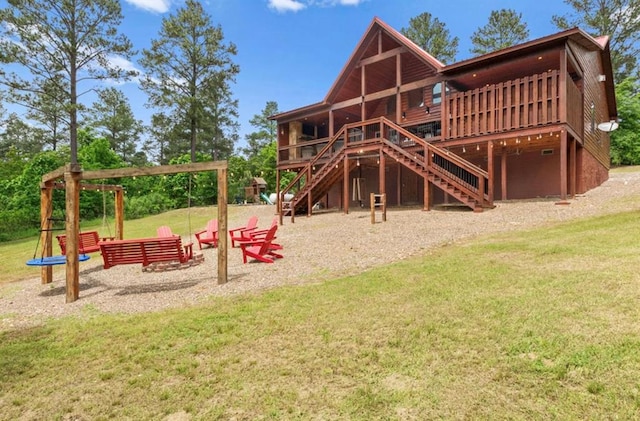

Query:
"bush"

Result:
[[125, 193, 176, 220]]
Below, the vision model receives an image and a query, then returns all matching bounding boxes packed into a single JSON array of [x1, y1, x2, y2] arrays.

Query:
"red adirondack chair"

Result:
[[237, 224, 283, 264], [194, 219, 218, 250], [241, 218, 282, 250], [229, 215, 258, 247]]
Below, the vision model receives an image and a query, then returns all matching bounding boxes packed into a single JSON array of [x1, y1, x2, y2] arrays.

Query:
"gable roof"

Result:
[[324, 17, 443, 104]]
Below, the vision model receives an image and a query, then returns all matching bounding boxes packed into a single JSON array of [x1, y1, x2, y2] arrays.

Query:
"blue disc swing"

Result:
[[26, 190, 90, 267]]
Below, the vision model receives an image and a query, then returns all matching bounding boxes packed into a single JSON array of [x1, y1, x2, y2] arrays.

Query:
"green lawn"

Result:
[[1, 208, 639, 419]]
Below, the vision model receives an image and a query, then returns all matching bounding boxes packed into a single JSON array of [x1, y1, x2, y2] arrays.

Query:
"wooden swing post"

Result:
[[40, 182, 53, 284], [370, 192, 386, 224], [65, 164, 82, 302]]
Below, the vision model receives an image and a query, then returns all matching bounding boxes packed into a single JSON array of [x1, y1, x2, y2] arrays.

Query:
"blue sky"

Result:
[[110, 0, 572, 151]]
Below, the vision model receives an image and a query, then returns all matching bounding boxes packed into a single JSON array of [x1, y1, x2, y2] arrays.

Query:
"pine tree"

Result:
[[243, 101, 279, 159], [140, 0, 240, 163], [86, 87, 143, 163], [400, 12, 459, 64], [470, 9, 530, 56], [0, 0, 136, 164]]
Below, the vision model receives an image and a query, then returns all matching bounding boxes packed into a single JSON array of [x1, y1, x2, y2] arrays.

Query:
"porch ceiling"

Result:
[[446, 50, 560, 91]]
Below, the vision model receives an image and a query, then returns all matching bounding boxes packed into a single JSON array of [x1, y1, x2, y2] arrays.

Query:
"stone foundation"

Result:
[[142, 251, 205, 273]]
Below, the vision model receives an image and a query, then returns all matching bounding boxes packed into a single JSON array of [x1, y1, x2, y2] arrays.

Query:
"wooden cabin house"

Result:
[[271, 17, 617, 221]]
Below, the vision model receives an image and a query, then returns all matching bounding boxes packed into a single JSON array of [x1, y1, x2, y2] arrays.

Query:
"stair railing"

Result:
[[380, 118, 490, 207]]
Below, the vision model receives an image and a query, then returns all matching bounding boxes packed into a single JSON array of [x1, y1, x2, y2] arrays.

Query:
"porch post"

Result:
[[396, 165, 402, 206], [276, 169, 282, 225], [343, 155, 349, 214], [379, 149, 386, 198], [422, 146, 431, 211], [569, 134, 576, 198], [361, 65, 366, 121], [329, 109, 334, 137], [487, 141, 494, 203], [396, 54, 402, 123], [440, 81, 448, 141], [501, 145, 508, 201], [560, 130, 568, 200]]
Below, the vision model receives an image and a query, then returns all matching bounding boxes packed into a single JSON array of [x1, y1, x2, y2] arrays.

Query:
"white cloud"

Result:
[[124, 0, 171, 14], [267, 0, 366, 13], [268, 0, 306, 13]]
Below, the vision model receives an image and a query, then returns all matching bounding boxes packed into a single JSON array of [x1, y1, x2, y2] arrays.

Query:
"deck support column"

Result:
[[276, 170, 282, 225], [379, 149, 386, 200], [569, 134, 576, 198], [64, 164, 82, 303], [343, 155, 349, 214], [501, 145, 508, 201], [423, 145, 430, 211], [487, 141, 494, 203], [396, 165, 401, 206], [560, 130, 568, 200]]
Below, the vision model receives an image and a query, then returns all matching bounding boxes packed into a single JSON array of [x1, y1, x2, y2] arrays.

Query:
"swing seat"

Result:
[[26, 254, 90, 267], [57, 231, 114, 255]]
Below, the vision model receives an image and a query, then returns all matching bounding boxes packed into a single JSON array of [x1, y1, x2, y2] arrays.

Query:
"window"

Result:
[[432, 83, 449, 104], [432, 84, 442, 104]]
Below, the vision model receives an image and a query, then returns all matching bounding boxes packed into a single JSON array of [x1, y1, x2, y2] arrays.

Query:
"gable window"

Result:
[[432, 84, 442, 104]]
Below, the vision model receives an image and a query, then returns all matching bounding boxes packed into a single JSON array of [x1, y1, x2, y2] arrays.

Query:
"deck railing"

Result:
[[447, 70, 567, 139]]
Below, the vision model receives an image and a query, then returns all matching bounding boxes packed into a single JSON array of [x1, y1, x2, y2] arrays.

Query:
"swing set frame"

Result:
[[40, 161, 229, 303]]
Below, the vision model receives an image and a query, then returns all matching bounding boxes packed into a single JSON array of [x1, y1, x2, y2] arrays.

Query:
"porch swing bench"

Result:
[[56, 231, 115, 255], [99, 236, 190, 269]]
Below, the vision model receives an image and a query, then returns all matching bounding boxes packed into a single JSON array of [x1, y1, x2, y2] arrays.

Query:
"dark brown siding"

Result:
[[568, 40, 610, 169], [578, 146, 609, 193]]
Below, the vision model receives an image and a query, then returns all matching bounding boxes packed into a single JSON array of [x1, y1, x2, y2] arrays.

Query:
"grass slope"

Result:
[[1, 210, 639, 419]]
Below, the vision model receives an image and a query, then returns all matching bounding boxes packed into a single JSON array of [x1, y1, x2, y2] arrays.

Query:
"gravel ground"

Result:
[[2, 169, 640, 331]]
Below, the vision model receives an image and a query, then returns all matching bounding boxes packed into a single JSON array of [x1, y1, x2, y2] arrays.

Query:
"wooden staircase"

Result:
[[279, 117, 493, 221]]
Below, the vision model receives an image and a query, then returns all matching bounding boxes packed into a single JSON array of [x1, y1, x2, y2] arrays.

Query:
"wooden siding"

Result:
[[567, 40, 610, 169], [401, 51, 435, 84]]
